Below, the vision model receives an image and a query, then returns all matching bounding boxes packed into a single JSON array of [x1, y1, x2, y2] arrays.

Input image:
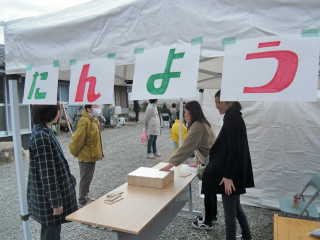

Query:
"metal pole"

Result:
[[8, 80, 31, 240], [199, 89, 204, 106], [179, 98, 183, 148]]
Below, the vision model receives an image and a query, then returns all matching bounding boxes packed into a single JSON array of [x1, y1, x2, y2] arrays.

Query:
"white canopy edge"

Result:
[[4, 0, 320, 75]]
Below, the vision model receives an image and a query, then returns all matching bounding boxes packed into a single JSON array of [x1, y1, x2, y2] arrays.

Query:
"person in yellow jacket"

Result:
[[69, 104, 104, 208], [171, 110, 188, 151]]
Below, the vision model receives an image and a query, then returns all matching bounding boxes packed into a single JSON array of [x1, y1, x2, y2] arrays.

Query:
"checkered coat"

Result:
[[27, 123, 78, 226]]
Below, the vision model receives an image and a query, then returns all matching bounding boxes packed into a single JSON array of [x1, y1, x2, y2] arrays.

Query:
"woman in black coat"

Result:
[[193, 90, 254, 240], [28, 104, 77, 240], [133, 100, 140, 123]]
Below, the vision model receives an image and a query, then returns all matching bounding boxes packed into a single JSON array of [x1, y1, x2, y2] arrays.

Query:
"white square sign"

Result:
[[23, 65, 59, 104], [69, 58, 115, 105], [221, 35, 320, 102], [131, 44, 201, 100]]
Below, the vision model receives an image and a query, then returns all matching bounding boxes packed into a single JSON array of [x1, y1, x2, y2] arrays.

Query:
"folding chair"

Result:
[[279, 173, 320, 219], [161, 113, 170, 128]]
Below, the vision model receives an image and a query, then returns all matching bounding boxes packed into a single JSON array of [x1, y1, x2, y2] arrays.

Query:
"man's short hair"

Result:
[[31, 103, 60, 125], [163, 102, 167, 107], [172, 103, 176, 108], [176, 110, 185, 120], [85, 105, 92, 111]]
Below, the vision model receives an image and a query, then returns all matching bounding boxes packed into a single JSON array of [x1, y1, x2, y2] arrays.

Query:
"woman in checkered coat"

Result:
[[27, 104, 77, 240]]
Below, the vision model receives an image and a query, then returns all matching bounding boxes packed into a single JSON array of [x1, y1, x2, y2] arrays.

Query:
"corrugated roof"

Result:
[[0, 44, 5, 62]]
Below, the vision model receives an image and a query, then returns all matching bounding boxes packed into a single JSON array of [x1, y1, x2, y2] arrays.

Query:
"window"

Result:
[[0, 76, 31, 137], [58, 81, 69, 102], [0, 75, 4, 103]]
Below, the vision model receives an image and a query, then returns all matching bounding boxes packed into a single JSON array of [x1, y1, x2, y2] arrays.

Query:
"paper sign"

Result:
[[131, 44, 201, 100], [221, 35, 319, 102], [23, 65, 59, 104], [69, 58, 115, 105]]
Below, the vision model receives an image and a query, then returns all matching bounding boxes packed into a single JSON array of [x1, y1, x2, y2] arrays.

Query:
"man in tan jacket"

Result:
[[69, 104, 104, 208]]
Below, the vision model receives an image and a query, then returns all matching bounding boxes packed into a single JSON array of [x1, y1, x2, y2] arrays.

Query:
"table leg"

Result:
[[111, 231, 119, 240], [109, 185, 191, 240], [180, 183, 202, 216]]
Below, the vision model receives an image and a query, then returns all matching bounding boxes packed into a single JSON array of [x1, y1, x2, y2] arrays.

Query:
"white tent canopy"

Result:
[[5, 0, 320, 71], [4, 0, 320, 212]]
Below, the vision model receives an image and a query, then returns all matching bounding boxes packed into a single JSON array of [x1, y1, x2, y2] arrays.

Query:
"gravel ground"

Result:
[[1, 112, 285, 240]]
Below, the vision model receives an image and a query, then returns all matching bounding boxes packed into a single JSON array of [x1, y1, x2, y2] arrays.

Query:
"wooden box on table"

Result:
[[127, 167, 174, 188]]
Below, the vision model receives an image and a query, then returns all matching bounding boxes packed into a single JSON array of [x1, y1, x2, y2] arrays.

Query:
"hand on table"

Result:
[[220, 177, 236, 195], [160, 164, 173, 171], [53, 206, 63, 215], [188, 162, 198, 168]]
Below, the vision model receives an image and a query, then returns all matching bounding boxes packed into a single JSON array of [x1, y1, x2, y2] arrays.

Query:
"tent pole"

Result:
[[179, 98, 183, 148], [9, 80, 31, 240], [199, 89, 204, 106]]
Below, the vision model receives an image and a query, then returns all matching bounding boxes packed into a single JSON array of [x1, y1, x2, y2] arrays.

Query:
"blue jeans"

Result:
[[147, 135, 157, 154], [222, 194, 252, 240], [41, 224, 61, 240]]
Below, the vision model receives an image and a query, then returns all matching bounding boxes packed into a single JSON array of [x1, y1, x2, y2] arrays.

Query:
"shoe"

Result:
[[87, 197, 95, 203], [153, 152, 161, 157], [196, 216, 217, 223], [78, 202, 87, 209], [147, 153, 155, 159], [192, 220, 213, 230], [236, 236, 243, 240], [136, 121, 140, 123]]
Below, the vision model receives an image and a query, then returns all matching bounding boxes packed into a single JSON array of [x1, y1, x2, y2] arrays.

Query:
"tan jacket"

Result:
[[69, 111, 104, 162], [169, 121, 216, 166]]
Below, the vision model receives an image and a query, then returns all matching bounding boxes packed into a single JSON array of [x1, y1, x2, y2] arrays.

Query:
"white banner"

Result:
[[23, 65, 59, 104], [131, 44, 201, 100], [221, 35, 319, 102], [69, 58, 115, 105]]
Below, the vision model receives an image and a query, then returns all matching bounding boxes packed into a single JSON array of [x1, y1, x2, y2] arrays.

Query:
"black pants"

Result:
[[78, 161, 96, 205], [222, 194, 252, 240], [135, 111, 139, 122], [41, 224, 61, 240], [204, 193, 218, 222]]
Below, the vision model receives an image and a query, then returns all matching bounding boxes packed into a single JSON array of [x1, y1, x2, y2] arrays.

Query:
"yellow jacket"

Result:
[[171, 119, 188, 151], [69, 110, 104, 162]]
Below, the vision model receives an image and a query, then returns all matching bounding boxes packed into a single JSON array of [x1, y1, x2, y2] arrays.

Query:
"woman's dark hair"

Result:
[[85, 105, 92, 111], [172, 103, 176, 108], [31, 103, 60, 125], [149, 99, 158, 104], [185, 101, 211, 130], [215, 90, 242, 111]]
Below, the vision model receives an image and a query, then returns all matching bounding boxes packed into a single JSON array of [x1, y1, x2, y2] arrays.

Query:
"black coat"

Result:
[[133, 100, 140, 112], [161, 106, 172, 121], [27, 124, 78, 226], [202, 106, 254, 195]]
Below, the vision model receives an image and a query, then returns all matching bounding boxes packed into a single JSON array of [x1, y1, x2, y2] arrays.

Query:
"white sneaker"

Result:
[[146, 153, 155, 159], [236, 236, 243, 240], [153, 152, 161, 157]]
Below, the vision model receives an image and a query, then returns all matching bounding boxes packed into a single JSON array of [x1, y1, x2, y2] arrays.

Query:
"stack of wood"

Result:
[[127, 167, 174, 188], [104, 191, 124, 205]]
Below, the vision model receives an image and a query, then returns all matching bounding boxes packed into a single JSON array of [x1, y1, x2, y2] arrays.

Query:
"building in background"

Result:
[[0, 44, 31, 149]]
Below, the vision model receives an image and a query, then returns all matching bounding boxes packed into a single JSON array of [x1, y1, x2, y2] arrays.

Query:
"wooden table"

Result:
[[66, 162, 200, 240], [274, 214, 320, 240]]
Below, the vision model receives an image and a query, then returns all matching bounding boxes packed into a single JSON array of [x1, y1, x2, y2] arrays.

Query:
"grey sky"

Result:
[[0, 0, 92, 44]]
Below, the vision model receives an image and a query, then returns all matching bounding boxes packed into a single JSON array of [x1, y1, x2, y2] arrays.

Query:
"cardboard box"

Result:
[[127, 167, 174, 188]]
